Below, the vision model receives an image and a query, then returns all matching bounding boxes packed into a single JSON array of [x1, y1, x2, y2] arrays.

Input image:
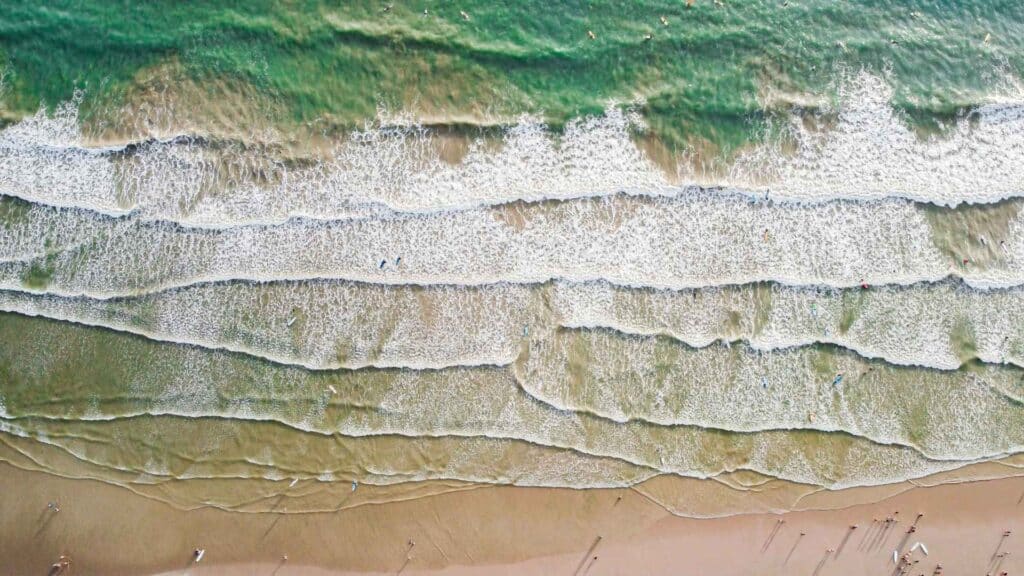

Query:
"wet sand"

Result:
[[3, 462, 1021, 576]]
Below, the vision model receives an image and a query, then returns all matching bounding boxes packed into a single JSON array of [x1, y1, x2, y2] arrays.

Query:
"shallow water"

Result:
[[2, 68, 1024, 516], [2, 313, 1019, 490]]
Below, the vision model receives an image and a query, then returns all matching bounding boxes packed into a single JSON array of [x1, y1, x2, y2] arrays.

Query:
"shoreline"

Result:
[[3, 462, 1021, 575]]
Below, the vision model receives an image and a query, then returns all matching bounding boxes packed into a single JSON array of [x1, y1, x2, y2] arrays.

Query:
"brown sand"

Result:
[[2, 462, 1022, 576]]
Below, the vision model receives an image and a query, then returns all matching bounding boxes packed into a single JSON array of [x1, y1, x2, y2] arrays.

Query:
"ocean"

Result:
[[1, 0, 1024, 521]]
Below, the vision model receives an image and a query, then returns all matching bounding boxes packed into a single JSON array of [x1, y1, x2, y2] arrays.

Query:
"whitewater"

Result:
[[1, 71, 1024, 509]]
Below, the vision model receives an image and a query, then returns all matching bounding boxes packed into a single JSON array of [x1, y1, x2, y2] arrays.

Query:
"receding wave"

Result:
[[4, 423, 1023, 517], [0, 413, 980, 492], [0, 418, 656, 489], [0, 431, 491, 514]]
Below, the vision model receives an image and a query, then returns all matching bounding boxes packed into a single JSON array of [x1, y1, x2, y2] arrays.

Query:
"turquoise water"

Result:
[[2, 1, 1024, 151]]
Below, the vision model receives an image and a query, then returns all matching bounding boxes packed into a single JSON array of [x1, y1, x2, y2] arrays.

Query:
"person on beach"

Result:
[[49, 555, 70, 575]]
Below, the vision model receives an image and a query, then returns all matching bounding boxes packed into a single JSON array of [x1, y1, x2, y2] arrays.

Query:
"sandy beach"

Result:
[[3, 461, 1020, 576]]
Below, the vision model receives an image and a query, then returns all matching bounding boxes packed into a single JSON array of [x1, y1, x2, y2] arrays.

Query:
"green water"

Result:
[[2, 1, 1022, 151]]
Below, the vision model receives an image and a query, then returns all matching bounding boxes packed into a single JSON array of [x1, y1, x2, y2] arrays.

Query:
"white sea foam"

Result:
[[729, 70, 1024, 206], [3, 72, 1024, 226], [0, 93, 123, 214], [0, 281, 535, 370], [1, 103, 671, 225], [11, 193, 1024, 297], [553, 280, 1024, 370], [0, 201, 116, 264], [0, 278, 1022, 372]]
